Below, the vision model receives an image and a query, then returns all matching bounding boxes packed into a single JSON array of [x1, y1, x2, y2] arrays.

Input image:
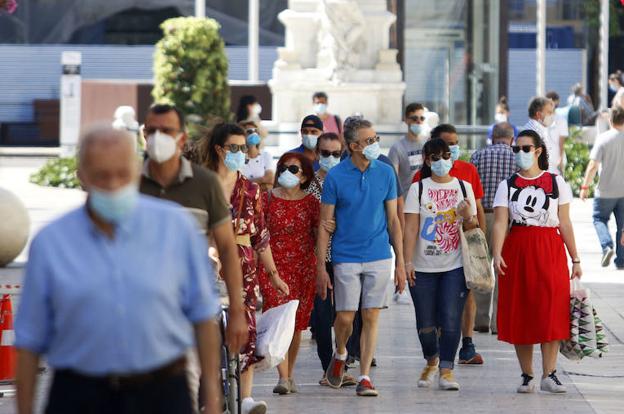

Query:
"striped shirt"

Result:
[[470, 143, 517, 210]]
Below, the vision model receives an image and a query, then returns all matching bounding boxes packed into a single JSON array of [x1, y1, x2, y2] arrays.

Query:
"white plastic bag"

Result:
[[254, 300, 299, 371]]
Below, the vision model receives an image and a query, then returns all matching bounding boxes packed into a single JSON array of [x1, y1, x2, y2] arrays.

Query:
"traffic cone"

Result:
[[0, 295, 16, 382]]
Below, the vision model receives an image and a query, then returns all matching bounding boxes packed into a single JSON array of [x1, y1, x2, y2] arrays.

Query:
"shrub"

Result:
[[564, 127, 595, 197], [152, 17, 230, 139], [30, 157, 80, 189]]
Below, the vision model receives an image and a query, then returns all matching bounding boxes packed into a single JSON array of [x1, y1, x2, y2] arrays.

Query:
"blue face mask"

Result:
[[319, 155, 340, 171], [409, 124, 422, 135], [224, 150, 245, 171], [303, 134, 319, 150], [89, 183, 138, 224], [278, 170, 301, 188], [449, 145, 461, 161], [515, 151, 535, 170], [431, 158, 453, 177], [246, 133, 261, 146], [363, 142, 381, 161]]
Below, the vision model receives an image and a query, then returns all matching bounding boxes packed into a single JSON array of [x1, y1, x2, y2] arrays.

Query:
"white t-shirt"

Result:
[[546, 112, 569, 172], [493, 172, 572, 227], [242, 151, 273, 180], [404, 177, 477, 272]]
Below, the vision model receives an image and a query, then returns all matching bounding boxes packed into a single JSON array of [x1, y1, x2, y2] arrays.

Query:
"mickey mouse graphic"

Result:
[[508, 173, 559, 226]]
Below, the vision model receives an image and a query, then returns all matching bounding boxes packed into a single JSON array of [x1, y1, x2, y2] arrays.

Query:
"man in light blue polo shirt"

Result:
[[15, 127, 222, 414], [316, 116, 406, 397]]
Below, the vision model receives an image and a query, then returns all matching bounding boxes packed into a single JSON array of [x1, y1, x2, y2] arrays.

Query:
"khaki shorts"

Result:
[[333, 259, 392, 312]]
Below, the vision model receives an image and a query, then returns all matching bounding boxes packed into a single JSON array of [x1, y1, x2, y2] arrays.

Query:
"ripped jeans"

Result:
[[409, 267, 468, 369]]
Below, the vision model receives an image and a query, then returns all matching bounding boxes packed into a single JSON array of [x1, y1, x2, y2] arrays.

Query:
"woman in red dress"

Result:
[[202, 123, 289, 414], [259, 152, 320, 395], [492, 129, 582, 394]]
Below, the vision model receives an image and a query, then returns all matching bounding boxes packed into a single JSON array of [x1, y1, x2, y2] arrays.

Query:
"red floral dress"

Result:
[[259, 191, 319, 331], [230, 174, 270, 371]]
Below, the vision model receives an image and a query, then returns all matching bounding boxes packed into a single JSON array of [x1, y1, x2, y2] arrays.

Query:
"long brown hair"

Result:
[[199, 123, 246, 171]]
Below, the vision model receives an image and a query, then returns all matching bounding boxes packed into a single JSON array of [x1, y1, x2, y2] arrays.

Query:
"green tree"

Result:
[[152, 17, 230, 137]]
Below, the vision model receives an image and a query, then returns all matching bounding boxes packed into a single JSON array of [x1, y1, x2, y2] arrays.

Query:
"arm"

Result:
[[194, 319, 222, 414], [580, 159, 600, 201], [211, 222, 247, 351], [558, 203, 582, 279], [385, 198, 406, 294], [397, 195, 405, 233], [258, 246, 289, 296], [476, 199, 487, 232], [316, 203, 335, 299], [491, 207, 509, 275], [403, 212, 420, 287], [16, 349, 39, 414]]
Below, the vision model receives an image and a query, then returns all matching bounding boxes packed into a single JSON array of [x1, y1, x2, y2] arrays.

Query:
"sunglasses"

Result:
[[360, 135, 381, 146], [512, 145, 535, 153], [430, 152, 451, 161], [408, 116, 426, 122], [245, 128, 258, 135], [320, 150, 342, 158], [223, 144, 248, 153], [278, 164, 301, 175]]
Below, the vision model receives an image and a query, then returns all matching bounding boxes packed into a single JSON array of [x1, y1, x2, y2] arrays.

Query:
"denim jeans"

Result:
[[409, 267, 468, 369], [311, 262, 336, 372], [593, 197, 624, 268]]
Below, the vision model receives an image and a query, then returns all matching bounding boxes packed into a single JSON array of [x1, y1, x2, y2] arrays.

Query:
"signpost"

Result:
[[60, 51, 81, 154]]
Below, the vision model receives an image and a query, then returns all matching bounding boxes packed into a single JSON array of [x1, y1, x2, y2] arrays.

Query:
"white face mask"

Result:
[[252, 103, 262, 116], [542, 114, 555, 128], [146, 131, 180, 163], [494, 113, 508, 123]]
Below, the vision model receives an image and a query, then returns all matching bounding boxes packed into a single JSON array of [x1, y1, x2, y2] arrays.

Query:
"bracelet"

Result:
[[267, 269, 279, 277], [571, 259, 581, 264]]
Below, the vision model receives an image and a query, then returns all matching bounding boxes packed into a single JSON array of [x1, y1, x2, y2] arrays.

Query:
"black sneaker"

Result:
[[517, 373, 535, 393]]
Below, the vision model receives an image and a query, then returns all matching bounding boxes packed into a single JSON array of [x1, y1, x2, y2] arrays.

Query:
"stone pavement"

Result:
[[1, 156, 623, 413]]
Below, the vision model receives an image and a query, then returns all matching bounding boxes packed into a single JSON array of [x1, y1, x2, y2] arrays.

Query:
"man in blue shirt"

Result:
[[288, 114, 324, 171], [15, 127, 222, 414], [316, 116, 406, 397]]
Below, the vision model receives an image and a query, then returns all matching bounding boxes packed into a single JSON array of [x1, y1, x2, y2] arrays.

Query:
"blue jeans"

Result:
[[409, 267, 468, 369], [593, 197, 624, 268], [311, 262, 336, 372]]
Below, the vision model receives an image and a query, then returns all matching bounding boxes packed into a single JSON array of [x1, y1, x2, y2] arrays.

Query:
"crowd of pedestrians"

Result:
[[21, 87, 624, 414]]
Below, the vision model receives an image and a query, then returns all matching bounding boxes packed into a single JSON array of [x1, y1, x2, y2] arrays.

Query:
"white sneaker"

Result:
[[540, 371, 567, 394], [439, 371, 460, 391], [517, 373, 536, 393], [242, 397, 268, 414], [417, 364, 439, 388]]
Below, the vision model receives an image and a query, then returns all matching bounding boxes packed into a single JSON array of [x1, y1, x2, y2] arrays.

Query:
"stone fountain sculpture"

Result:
[[269, 0, 405, 128]]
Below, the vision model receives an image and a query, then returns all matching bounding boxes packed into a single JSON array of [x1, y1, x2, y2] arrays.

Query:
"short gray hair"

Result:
[[78, 124, 135, 168], [491, 122, 515, 141], [528, 96, 552, 118], [343, 116, 373, 145]]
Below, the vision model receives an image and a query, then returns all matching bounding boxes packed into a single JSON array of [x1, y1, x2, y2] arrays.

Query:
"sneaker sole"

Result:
[[357, 390, 379, 397], [602, 249, 615, 267], [517, 386, 536, 394], [440, 384, 460, 391], [458, 354, 484, 365], [272, 386, 290, 395], [540, 387, 567, 394], [247, 405, 268, 414], [417, 380, 432, 388]]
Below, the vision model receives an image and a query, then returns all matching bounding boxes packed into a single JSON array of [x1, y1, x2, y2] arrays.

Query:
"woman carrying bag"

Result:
[[491, 129, 582, 394], [403, 138, 478, 391]]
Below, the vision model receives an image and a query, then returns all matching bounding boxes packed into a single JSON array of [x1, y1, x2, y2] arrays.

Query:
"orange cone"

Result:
[[0, 294, 15, 382]]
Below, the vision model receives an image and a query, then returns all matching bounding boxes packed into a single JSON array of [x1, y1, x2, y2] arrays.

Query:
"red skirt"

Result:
[[497, 226, 570, 345]]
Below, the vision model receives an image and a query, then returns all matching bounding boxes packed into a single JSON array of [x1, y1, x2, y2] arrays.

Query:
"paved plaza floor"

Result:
[[0, 156, 623, 413]]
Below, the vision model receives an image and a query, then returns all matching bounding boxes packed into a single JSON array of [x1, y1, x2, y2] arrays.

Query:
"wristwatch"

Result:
[[571, 258, 581, 264]]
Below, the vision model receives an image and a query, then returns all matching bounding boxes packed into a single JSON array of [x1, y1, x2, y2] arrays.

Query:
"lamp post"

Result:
[[195, 0, 205, 18], [598, 0, 610, 109], [536, 0, 546, 96], [248, 0, 259, 82]]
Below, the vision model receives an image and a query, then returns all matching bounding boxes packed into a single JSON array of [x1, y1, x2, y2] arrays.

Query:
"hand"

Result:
[[571, 263, 582, 279], [224, 307, 248, 354], [208, 247, 222, 276], [579, 188, 589, 201], [493, 255, 507, 275], [269, 272, 290, 296], [316, 267, 333, 300], [457, 199, 472, 220], [406, 262, 416, 287], [321, 219, 336, 234], [394, 263, 407, 294]]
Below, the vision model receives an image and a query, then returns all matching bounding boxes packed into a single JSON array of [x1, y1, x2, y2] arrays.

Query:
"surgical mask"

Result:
[[146, 131, 180, 163], [319, 155, 340, 171], [224, 151, 245, 171], [303, 134, 319, 150], [251, 103, 262, 116], [494, 113, 507, 123], [515, 151, 535, 170], [246, 133, 261, 146], [363, 142, 381, 161], [278, 170, 300, 188], [409, 124, 423, 135], [609, 84, 618, 93], [449, 145, 461, 161], [431, 158, 453, 177], [88, 183, 139, 224], [542, 114, 555, 128], [314, 103, 328, 115]]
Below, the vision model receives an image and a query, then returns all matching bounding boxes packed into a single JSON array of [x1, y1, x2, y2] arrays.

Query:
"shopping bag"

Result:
[[560, 280, 608, 360], [254, 300, 299, 371], [460, 227, 494, 293]]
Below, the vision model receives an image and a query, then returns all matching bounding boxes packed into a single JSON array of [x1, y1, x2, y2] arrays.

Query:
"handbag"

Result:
[[560, 280, 608, 360], [255, 300, 299, 371]]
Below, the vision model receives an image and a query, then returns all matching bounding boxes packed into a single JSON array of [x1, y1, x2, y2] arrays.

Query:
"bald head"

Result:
[[78, 125, 139, 192]]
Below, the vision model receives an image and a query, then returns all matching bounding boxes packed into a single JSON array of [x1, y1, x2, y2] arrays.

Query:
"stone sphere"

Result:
[[0, 188, 30, 267]]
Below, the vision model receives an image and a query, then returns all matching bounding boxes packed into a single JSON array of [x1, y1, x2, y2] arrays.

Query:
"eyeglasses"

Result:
[[408, 116, 426, 122], [359, 136, 380, 146], [320, 150, 342, 158], [144, 126, 181, 136], [430, 152, 452, 161], [277, 164, 301, 175], [512, 145, 535, 153], [222, 144, 248, 153]]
